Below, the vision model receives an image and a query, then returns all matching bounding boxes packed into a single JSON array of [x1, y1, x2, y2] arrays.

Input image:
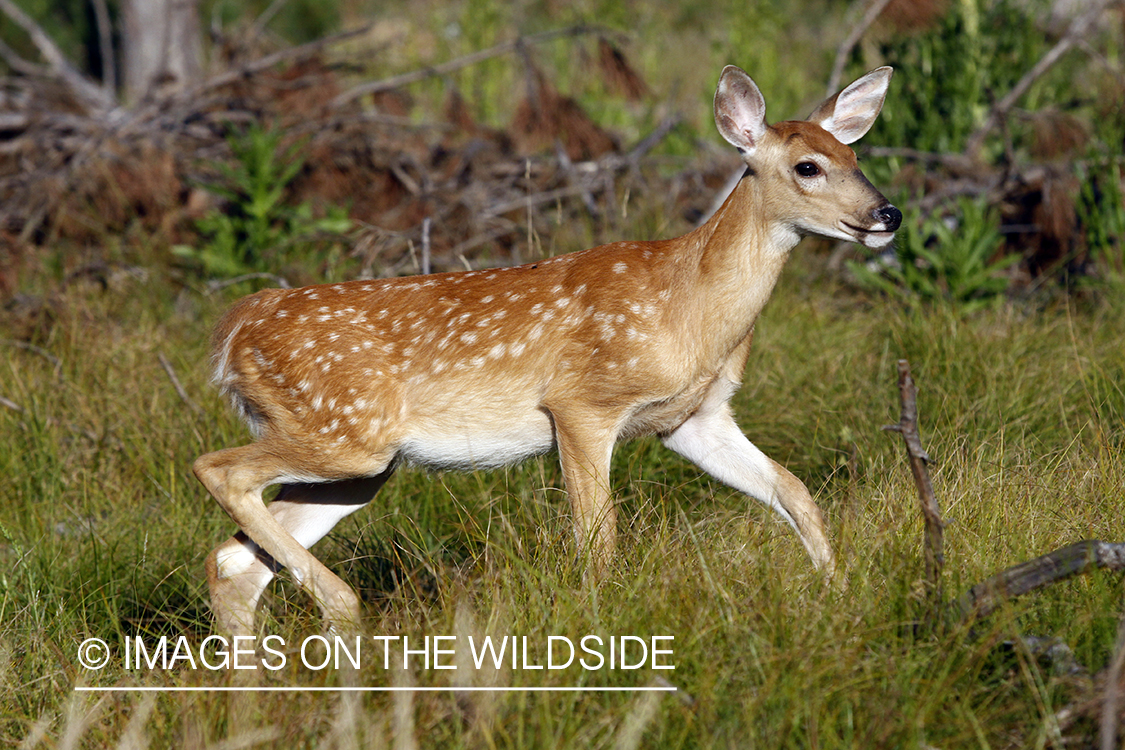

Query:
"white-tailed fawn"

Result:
[[195, 65, 901, 635]]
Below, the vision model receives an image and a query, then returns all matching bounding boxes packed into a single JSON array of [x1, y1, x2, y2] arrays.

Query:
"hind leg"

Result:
[[196, 445, 394, 636]]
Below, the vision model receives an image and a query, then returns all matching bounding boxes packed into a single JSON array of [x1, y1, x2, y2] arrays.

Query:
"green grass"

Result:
[[4, 0, 1125, 746], [2, 247, 1122, 748]]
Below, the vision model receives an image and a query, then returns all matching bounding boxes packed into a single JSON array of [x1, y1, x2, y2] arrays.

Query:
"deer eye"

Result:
[[795, 162, 821, 177]]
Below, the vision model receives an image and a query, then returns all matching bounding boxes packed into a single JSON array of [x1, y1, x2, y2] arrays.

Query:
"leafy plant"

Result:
[[849, 198, 1017, 312], [173, 123, 352, 278], [869, 0, 1054, 153]]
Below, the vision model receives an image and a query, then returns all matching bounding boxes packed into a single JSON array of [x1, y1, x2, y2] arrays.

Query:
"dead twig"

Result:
[[963, 0, 1116, 159], [0, 395, 27, 414], [331, 25, 608, 108], [556, 140, 601, 219], [0, 0, 113, 112], [0, 36, 47, 77], [247, 0, 290, 45], [204, 273, 292, 294], [2, 339, 63, 380], [158, 352, 203, 416], [883, 359, 945, 611], [189, 24, 374, 98], [827, 0, 895, 97]]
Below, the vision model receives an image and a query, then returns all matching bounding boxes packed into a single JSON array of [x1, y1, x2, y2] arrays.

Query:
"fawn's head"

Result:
[[714, 65, 901, 249]]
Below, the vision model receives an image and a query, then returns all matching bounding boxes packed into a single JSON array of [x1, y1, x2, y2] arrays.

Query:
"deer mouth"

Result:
[[842, 221, 895, 248]]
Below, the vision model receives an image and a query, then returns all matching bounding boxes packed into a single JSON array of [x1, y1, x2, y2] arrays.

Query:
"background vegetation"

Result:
[[1, 0, 1124, 747]]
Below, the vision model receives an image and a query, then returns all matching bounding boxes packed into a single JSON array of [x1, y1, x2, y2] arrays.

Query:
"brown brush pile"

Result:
[[0, 33, 716, 294]]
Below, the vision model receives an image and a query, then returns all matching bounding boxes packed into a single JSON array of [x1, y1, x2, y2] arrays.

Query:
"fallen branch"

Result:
[[955, 540, 1125, 622], [883, 359, 945, 610]]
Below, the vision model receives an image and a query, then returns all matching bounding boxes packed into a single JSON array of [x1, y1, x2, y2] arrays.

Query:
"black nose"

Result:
[[875, 204, 902, 231]]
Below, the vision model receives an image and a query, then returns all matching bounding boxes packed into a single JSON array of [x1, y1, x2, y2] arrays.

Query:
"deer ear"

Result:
[[714, 65, 768, 154], [808, 67, 892, 144]]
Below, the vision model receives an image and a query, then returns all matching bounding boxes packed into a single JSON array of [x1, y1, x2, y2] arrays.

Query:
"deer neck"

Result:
[[675, 174, 799, 352]]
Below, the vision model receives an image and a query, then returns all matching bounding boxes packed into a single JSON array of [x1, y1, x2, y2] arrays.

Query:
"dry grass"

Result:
[[3, 1, 1125, 747], [1, 246, 1122, 747]]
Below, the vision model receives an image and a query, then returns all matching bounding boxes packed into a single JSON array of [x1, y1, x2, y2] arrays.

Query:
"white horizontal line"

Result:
[[75, 686, 677, 693]]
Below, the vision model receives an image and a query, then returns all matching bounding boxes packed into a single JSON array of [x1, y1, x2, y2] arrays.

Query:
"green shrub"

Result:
[[848, 197, 1016, 311], [867, 0, 1052, 154], [173, 123, 352, 279]]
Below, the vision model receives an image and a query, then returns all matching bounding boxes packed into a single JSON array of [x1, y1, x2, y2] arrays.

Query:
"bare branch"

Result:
[[0, 36, 47, 77], [883, 359, 945, 610], [204, 273, 292, 294], [0, 0, 114, 112], [331, 25, 608, 109], [188, 24, 373, 98], [247, 0, 290, 44], [963, 0, 1116, 158], [827, 0, 894, 97]]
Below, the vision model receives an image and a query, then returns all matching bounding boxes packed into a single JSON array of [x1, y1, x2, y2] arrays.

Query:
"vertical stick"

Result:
[[1100, 609, 1125, 750], [884, 359, 946, 612]]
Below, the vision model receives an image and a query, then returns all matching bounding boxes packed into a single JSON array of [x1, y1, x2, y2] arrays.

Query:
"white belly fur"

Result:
[[399, 410, 556, 471]]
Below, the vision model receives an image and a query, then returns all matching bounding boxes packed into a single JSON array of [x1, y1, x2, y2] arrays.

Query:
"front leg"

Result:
[[551, 410, 619, 574], [662, 382, 834, 572]]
